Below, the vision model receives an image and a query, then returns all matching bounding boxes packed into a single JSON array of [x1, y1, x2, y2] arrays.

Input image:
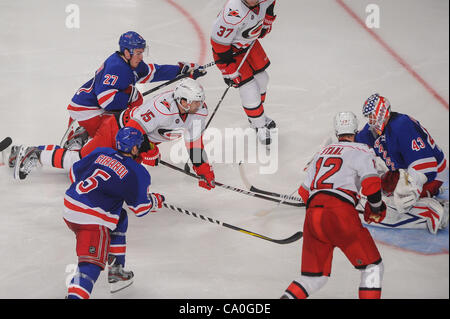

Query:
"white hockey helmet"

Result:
[[334, 111, 359, 136], [173, 78, 205, 112]]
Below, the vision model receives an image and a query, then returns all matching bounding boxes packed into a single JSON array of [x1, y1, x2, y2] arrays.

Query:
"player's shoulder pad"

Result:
[[152, 91, 179, 116], [389, 112, 420, 135], [221, 0, 250, 25], [193, 103, 209, 117], [102, 53, 133, 88]]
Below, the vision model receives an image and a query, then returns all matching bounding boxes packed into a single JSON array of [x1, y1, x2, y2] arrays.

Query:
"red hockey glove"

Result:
[[381, 170, 400, 196], [420, 180, 443, 198], [192, 163, 215, 190], [149, 193, 165, 212], [259, 14, 276, 39], [178, 62, 207, 80], [364, 201, 386, 224], [138, 144, 160, 166], [124, 85, 143, 108], [217, 62, 241, 87]]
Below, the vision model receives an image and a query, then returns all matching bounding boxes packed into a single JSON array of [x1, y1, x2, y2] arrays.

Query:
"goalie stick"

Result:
[[163, 202, 303, 244], [238, 161, 304, 203], [160, 160, 304, 207], [0, 137, 12, 152]]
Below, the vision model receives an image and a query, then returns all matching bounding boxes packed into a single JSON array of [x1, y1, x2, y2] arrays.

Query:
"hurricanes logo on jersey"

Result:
[[158, 128, 183, 140], [242, 21, 264, 39], [228, 9, 241, 18]]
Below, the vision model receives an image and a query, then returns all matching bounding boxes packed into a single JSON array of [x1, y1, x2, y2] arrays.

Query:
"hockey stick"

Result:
[[0, 137, 12, 152], [163, 202, 303, 244], [205, 41, 256, 131], [142, 61, 217, 97], [238, 161, 303, 203], [142, 46, 252, 98], [160, 160, 304, 207], [183, 42, 256, 174]]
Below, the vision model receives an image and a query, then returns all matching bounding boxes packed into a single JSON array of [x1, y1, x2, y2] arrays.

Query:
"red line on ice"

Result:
[[166, 0, 208, 65], [336, 0, 449, 110]]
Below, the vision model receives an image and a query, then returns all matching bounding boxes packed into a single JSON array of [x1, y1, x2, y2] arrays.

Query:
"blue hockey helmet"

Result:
[[116, 127, 144, 153], [362, 93, 391, 135], [119, 31, 147, 55]]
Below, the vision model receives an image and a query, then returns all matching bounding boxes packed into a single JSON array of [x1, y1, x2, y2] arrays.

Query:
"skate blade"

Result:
[[13, 145, 25, 180], [110, 279, 134, 293]]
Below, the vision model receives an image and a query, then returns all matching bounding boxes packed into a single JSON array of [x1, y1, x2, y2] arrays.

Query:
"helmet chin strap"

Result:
[[177, 99, 191, 113]]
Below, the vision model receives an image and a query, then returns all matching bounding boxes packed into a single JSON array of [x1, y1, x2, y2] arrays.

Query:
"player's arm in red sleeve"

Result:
[[361, 175, 386, 223]]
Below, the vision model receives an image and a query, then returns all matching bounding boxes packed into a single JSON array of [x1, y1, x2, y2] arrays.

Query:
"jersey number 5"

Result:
[[76, 169, 111, 194], [311, 157, 343, 190]]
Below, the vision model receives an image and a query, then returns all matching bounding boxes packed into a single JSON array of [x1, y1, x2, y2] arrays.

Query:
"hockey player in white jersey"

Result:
[[282, 112, 385, 299], [11, 78, 215, 190], [211, 0, 277, 145]]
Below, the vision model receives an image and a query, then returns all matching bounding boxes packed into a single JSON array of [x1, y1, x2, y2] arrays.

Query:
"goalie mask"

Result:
[[174, 78, 205, 112], [334, 111, 359, 137], [362, 93, 391, 135]]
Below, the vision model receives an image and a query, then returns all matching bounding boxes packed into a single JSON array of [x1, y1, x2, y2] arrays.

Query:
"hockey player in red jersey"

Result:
[[211, 0, 277, 145], [64, 127, 165, 298], [11, 79, 215, 190], [281, 112, 386, 299]]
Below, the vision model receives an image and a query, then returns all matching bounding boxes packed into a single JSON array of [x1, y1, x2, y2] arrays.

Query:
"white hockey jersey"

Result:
[[128, 91, 208, 144], [301, 142, 379, 206], [211, 0, 275, 49]]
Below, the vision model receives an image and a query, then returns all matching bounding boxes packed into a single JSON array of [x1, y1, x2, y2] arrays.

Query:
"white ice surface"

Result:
[[0, 0, 448, 299]]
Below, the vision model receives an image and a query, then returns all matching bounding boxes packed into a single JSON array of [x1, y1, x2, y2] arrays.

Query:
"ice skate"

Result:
[[13, 145, 41, 180], [8, 145, 21, 168], [63, 126, 89, 150], [108, 263, 134, 293], [256, 126, 271, 145], [249, 116, 276, 130]]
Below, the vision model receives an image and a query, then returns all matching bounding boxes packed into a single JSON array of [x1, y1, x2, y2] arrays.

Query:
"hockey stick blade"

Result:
[[0, 137, 12, 152], [164, 203, 303, 244], [238, 162, 304, 204]]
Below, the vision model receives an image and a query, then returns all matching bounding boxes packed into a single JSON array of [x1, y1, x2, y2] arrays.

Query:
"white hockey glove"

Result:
[[393, 169, 427, 213]]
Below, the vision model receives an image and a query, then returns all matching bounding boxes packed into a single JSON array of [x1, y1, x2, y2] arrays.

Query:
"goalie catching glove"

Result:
[[192, 163, 215, 190], [149, 193, 165, 213], [178, 62, 207, 80]]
